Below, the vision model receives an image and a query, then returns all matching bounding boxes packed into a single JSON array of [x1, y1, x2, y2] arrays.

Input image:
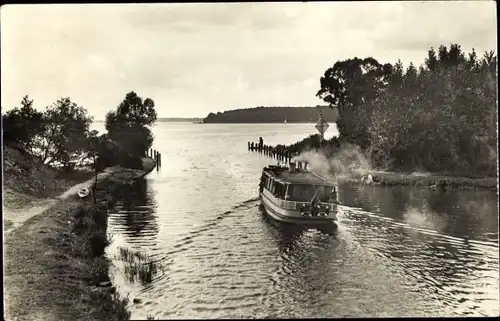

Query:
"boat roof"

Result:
[[264, 166, 336, 186]]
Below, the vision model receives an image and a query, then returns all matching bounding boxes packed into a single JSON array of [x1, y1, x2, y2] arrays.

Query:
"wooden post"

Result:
[[92, 148, 97, 204]]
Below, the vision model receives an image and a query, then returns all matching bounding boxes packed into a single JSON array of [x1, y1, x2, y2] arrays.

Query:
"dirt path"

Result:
[[4, 160, 156, 321], [3, 159, 159, 235], [3, 167, 118, 235]]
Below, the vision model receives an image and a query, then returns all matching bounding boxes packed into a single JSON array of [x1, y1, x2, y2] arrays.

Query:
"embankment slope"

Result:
[[3, 145, 156, 321]]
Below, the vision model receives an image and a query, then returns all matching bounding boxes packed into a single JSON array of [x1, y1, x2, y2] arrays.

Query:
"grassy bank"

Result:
[[275, 135, 497, 191], [345, 170, 498, 190], [4, 159, 156, 321], [3, 145, 95, 213]]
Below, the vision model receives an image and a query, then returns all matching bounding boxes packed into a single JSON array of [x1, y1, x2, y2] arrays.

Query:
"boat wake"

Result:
[[147, 197, 260, 266]]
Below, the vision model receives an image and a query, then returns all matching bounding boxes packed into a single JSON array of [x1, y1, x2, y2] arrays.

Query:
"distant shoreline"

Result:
[[94, 118, 203, 123], [202, 106, 338, 124], [95, 120, 328, 124]]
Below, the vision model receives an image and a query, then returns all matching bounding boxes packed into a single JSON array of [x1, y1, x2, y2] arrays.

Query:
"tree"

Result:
[[105, 91, 157, 156], [31, 97, 94, 169], [2, 95, 44, 149], [367, 44, 497, 176], [316, 57, 393, 148], [425, 47, 439, 71]]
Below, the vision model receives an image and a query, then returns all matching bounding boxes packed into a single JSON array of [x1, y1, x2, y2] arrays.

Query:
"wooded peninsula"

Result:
[[202, 106, 338, 123]]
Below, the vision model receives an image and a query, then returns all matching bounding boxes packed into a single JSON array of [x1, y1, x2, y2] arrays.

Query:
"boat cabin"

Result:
[[260, 165, 337, 204]]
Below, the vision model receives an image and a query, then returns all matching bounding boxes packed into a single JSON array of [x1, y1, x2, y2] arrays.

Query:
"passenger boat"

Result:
[[259, 162, 338, 229]]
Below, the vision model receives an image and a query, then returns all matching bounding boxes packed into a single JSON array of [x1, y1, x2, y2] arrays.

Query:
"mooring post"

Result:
[[92, 148, 97, 204]]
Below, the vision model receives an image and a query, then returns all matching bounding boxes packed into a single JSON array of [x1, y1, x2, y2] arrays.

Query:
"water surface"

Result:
[[95, 123, 498, 319]]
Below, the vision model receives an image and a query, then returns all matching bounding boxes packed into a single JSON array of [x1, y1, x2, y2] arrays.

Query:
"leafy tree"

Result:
[[105, 91, 157, 156], [365, 44, 497, 176], [31, 97, 94, 170], [425, 47, 439, 71], [2, 95, 44, 149], [316, 57, 393, 149]]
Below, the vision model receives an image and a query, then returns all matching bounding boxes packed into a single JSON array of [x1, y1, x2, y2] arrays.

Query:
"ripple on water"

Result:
[[105, 128, 499, 318]]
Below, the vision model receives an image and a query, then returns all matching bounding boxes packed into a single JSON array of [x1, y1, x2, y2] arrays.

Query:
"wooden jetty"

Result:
[[147, 148, 162, 171], [247, 137, 296, 165]]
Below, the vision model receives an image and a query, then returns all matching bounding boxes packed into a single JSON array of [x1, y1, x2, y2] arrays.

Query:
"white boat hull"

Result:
[[260, 189, 337, 226]]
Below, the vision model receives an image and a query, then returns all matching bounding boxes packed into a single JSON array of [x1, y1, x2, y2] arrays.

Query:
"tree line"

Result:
[[3, 91, 157, 171], [316, 43, 497, 177], [203, 106, 338, 123]]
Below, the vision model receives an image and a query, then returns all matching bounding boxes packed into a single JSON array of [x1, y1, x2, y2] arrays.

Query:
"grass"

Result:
[[355, 171, 498, 190], [117, 247, 163, 285], [4, 198, 131, 321], [118, 246, 149, 262], [4, 144, 158, 321], [70, 203, 113, 258]]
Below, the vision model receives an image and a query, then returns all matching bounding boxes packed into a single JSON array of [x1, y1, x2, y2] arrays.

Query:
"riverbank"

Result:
[[4, 156, 156, 321], [342, 170, 498, 190], [271, 135, 497, 191]]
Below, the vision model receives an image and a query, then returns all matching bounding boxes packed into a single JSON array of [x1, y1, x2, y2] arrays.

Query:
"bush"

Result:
[[118, 153, 144, 170]]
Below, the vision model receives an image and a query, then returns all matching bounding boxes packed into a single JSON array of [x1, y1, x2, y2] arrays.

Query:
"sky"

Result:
[[1, 1, 497, 120]]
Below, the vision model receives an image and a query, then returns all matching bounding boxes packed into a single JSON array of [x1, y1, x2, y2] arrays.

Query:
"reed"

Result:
[[118, 246, 162, 285]]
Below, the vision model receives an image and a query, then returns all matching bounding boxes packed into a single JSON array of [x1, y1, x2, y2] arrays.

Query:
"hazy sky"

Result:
[[1, 1, 496, 119]]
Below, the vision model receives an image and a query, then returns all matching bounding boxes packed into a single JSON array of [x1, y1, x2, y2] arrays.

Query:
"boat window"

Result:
[[270, 179, 276, 194], [287, 184, 335, 202], [275, 182, 285, 198]]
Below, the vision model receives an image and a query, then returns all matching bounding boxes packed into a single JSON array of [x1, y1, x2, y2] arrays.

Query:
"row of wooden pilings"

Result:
[[248, 137, 295, 164], [147, 148, 162, 171]]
